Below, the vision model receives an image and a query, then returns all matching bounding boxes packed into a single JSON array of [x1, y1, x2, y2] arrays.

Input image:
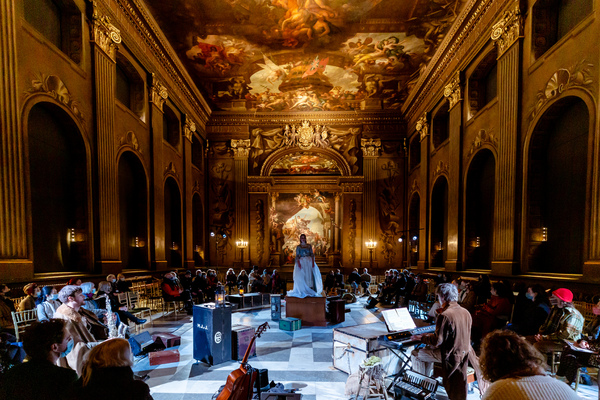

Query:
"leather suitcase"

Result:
[[151, 332, 181, 348], [231, 324, 256, 360], [148, 349, 180, 366]]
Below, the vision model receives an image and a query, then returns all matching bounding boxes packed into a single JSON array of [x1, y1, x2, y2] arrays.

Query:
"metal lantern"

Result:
[[215, 285, 226, 307]]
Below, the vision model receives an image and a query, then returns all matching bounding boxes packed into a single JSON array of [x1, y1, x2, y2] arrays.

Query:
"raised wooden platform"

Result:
[[285, 296, 327, 327]]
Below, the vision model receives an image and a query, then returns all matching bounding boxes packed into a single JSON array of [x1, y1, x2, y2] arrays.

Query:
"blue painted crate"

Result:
[[279, 317, 301, 331]]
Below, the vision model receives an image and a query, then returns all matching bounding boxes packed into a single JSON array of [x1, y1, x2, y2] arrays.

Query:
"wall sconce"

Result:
[[194, 245, 201, 253], [469, 237, 481, 248], [68, 228, 76, 243], [541, 227, 548, 242], [236, 239, 248, 249], [131, 237, 146, 248], [412, 235, 418, 241], [365, 240, 377, 269], [210, 231, 215, 237], [398, 236, 404, 243], [67, 228, 85, 243], [434, 242, 443, 251], [171, 242, 179, 251]]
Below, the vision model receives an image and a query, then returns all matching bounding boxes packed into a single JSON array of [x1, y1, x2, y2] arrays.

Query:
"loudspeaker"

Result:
[[365, 296, 378, 309], [129, 331, 158, 356]]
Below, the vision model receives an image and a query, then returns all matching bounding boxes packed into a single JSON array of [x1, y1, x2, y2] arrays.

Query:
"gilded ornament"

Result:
[[118, 131, 142, 154], [24, 73, 84, 123], [150, 73, 168, 111], [416, 113, 429, 142], [361, 138, 381, 157], [490, 4, 522, 56], [231, 139, 251, 157], [283, 121, 330, 150], [468, 129, 497, 156], [90, 1, 121, 60], [432, 161, 449, 180], [184, 118, 196, 142], [443, 73, 462, 108]]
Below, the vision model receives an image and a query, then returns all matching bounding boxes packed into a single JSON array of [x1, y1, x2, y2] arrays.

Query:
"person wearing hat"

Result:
[[531, 288, 584, 354], [18, 283, 40, 311]]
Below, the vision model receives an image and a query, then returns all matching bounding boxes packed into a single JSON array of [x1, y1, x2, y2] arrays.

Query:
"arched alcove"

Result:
[[164, 177, 182, 269], [526, 96, 589, 274], [192, 193, 204, 266], [27, 102, 89, 272], [408, 193, 420, 267], [430, 176, 448, 269], [261, 147, 351, 176], [118, 151, 148, 269], [464, 149, 495, 270]]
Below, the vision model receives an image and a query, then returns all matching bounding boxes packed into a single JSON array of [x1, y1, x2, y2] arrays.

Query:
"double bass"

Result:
[[216, 322, 270, 400]]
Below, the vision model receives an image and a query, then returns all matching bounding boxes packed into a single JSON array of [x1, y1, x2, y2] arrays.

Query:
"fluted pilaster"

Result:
[[361, 138, 381, 261], [416, 114, 430, 268], [0, 0, 27, 260], [232, 139, 250, 261]]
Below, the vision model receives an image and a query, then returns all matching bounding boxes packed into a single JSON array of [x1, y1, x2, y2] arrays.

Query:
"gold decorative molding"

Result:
[[24, 73, 84, 123], [348, 199, 357, 267], [164, 162, 178, 179], [256, 199, 265, 266], [150, 73, 168, 111], [416, 113, 429, 142], [340, 182, 363, 193], [432, 160, 449, 180], [468, 129, 498, 156], [118, 131, 142, 154], [529, 60, 594, 121], [361, 138, 381, 157], [283, 121, 330, 150], [411, 179, 420, 194], [193, 180, 201, 193], [231, 139, 251, 158], [90, 1, 121, 61], [184, 117, 196, 142], [443, 73, 462, 109], [490, 4, 523, 57]]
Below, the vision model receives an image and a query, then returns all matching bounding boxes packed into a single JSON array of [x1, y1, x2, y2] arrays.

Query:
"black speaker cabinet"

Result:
[[193, 303, 232, 365]]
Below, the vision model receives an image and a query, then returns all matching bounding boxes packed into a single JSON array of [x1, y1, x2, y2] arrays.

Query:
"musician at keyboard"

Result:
[[409, 283, 473, 400]]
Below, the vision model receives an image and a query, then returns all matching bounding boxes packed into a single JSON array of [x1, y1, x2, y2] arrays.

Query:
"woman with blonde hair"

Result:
[[71, 338, 152, 399]]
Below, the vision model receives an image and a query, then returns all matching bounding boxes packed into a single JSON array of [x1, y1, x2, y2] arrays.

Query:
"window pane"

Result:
[[24, 0, 61, 49]]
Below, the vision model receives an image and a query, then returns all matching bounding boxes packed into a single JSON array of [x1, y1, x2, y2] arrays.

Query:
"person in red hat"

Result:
[[530, 288, 584, 354]]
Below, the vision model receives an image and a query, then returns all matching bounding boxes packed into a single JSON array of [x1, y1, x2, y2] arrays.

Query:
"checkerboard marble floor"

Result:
[[133, 297, 598, 400]]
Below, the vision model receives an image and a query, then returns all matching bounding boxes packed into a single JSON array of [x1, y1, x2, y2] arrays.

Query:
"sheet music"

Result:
[[381, 308, 416, 332]]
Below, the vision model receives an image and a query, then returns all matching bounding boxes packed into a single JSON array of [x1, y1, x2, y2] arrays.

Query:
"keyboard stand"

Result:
[[380, 341, 425, 392]]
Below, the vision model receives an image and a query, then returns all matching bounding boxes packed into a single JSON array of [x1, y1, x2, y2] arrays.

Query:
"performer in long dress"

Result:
[[287, 234, 323, 298]]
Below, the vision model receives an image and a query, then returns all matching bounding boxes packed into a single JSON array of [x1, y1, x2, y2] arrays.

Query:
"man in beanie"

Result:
[[531, 288, 584, 354], [18, 283, 39, 311]]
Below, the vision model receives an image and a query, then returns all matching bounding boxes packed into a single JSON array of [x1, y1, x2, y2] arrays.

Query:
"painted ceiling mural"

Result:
[[144, 0, 467, 112]]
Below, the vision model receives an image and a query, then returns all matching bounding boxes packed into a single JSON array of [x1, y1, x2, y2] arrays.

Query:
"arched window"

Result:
[[192, 136, 203, 170], [430, 177, 448, 269], [468, 48, 497, 118], [532, 0, 593, 59], [409, 136, 421, 170], [432, 101, 450, 149], [27, 103, 89, 272], [465, 149, 495, 270], [163, 104, 180, 149], [118, 152, 148, 269], [23, 0, 82, 64], [526, 97, 588, 274]]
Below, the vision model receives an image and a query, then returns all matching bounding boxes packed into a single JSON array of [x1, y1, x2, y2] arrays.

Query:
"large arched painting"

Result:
[[270, 191, 334, 264], [270, 152, 341, 175]]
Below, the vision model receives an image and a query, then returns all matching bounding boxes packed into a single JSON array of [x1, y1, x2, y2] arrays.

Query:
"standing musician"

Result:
[[410, 283, 473, 400]]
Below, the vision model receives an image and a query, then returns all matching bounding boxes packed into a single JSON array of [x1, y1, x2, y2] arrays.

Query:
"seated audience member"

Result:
[[334, 269, 344, 290], [237, 270, 249, 292], [68, 338, 152, 400], [67, 278, 82, 286], [106, 274, 118, 293], [80, 282, 99, 312], [115, 274, 131, 293], [0, 284, 15, 332], [473, 274, 491, 304], [191, 270, 206, 303], [206, 269, 218, 298], [270, 269, 283, 294], [225, 268, 237, 294], [180, 270, 194, 292], [410, 283, 474, 400], [530, 288, 584, 354], [248, 266, 258, 291], [36, 286, 61, 322], [348, 268, 361, 294], [480, 330, 579, 400], [162, 272, 193, 315], [54, 285, 108, 375], [360, 268, 372, 295], [250, 267, 263, 292], [18, 283, 39, 311], [508, 284, 550, 337], [458, 281, 477, 314], [0, 320, 77, 400], [472, 282, 512, 341], [94, 281, 146, 326], [408, 274, 428, 303], [261, 269, 271, 292]]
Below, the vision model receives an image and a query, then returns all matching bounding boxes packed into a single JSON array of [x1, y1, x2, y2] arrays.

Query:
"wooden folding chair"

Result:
[[127, 291, 152, 330], [11, 309, 38, 342]]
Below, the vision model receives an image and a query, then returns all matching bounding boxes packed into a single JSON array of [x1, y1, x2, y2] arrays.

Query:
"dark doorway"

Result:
[[408, 194, 420, 267], [430, 177, 448, 269], [527, 97, 588, 274], [118, 152, 148, 269], [465, 149, 495, 270], [28, 103, 89, 272], [192, 194, 204, 266], [164, 178, 182, 269]]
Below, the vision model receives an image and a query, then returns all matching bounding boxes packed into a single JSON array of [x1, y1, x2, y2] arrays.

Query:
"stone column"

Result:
[[361, 138, 381, 266], [334, 193, 341, 253], [90, 3, 122, 273], [183, 117, 196, 268], [0, 0, 32, 279], [149, 74, 168, 270], [443, 73, 463, 271], [491, 4, 522, 275], [416, 114, 430, 269], [232, 139, 251, 264]]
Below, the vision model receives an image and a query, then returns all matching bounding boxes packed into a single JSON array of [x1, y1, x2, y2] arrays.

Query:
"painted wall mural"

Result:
[[270, 191, 334, 264], [270, 152, 341, 175], [144, 0, 468, 112]]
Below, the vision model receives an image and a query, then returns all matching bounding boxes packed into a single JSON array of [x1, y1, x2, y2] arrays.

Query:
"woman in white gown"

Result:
[[287, 234, 323, 298]]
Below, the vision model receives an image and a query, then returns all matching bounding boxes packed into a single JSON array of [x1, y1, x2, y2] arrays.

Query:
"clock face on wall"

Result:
[[144, 0, 467, 112]]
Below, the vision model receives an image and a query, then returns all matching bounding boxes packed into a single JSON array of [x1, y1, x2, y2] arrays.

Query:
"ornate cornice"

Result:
[[340, 182, 364, 193], [491, 4, 523, 57], [443, 73, 462, 109], [184, 117, 196, 142], [89, 1, 121, 61], [231, 139, 251, 158], [361, 138, 381, 157], [150, 73, 168, 111], [118, 131, 142, 155], [416, 113, 429, 142], [208, 111, 404, 126], [529, 60, 594, 121], [24, 73, 84, 124]]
